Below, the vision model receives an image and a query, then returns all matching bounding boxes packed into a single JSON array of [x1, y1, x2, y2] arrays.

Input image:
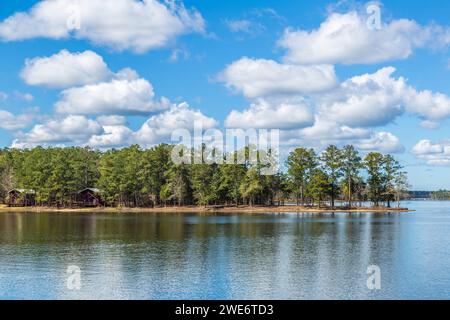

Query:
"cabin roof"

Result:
[[78, 188, 102, 194], [9, 189, 36, 194]]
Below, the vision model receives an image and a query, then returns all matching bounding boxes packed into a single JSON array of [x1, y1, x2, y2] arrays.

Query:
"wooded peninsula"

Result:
[[0, 144, 410, 212]]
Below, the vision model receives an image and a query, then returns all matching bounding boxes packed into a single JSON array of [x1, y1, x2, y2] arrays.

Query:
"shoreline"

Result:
[[0, 205, 413, 214]]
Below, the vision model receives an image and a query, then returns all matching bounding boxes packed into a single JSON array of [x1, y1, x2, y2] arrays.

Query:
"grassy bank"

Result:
[[0, 204, 412, 214]]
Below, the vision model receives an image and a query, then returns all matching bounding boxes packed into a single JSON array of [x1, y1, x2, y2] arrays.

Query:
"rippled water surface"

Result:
[[0, 201, 449, 299]]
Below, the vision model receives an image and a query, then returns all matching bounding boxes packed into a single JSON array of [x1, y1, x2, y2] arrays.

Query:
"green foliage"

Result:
[[165, 163, 192, 206], [142, 144, 173, 204], [320, 145, 343, 208], [363, 152, 404, 206], [191, 162, 217, 206], [307, 169, 331, 206], [286, 148, 317, 205], [364, 152, 384, 205], [214, 161, 246, 205], [0, 143, 408, 208], [0, 149, 15, 202], [240, 167, 263, 206], [383, 154, 402, 207], [341, 145, 363, 207]]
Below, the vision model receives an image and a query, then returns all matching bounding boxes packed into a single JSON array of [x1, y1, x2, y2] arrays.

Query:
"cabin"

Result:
[[77, 188, 103, 207], [8, 189, 36, 207]]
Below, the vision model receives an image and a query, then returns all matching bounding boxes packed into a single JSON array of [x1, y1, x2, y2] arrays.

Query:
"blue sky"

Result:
[[0, 0, 450, 190]]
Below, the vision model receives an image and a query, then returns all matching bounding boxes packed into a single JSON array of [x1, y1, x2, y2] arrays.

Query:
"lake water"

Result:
[[0, 201, 449, 300]]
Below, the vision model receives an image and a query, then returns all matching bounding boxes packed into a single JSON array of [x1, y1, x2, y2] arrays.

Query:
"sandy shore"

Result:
[[0, 204, 413, 214]]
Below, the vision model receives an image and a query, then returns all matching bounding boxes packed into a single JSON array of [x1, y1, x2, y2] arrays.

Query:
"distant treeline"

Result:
[[0, 144, 409, 208], [408, 191, 432, 199], [430, 190, 450, 200], [406, 191, 450, 200]]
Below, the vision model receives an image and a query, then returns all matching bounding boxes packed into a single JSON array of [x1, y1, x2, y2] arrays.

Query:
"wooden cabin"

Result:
[[77, 188, 103, 207], [8, 189, 36, 207]]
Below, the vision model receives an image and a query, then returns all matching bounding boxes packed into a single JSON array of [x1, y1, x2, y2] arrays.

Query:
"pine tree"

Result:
[[307, 169, 331, 207], [341, 145, 363, 208], [286, 148, 317, 205], [240, 167, 263, 206], [364, 152, 385, 206], [321, 145, 343, 208], [383, 154, 403, 208]]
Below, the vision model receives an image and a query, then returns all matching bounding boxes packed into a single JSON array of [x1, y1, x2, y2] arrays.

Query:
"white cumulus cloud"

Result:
[[0, 0, 205, 53], [12, 103, 220, 149], [135, 102, 218, 146], [279, 122, 404, 154], [55, 76, 170, 115], [412, 139, 444, 155], [355, 131, 405, 154], [278, 11, 449, 65], [0, 109, 36, 130], [21, 50, 112, 88], [88, 125, 134, 148], [294, 117, 370, 143], [12, 115, 103, 148], [96, 115, 127, 126], [411, 139, 450, 166], [20, 50, 172, 116], [225, 97, 314, 129], [219, 57, 337, 98], [316, 67, 450, 127], [316, 67, 405, 127]]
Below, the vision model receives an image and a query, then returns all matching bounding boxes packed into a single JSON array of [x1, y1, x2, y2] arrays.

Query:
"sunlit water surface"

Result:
[[0, 201, 449, 299]]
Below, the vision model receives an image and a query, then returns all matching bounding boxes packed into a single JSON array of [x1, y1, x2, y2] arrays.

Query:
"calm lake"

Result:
[[0, 201, 449, 300]]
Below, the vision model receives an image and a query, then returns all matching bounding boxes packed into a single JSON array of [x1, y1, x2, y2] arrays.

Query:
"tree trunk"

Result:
[[348, 176, 352, 208], [331, 184, 335, 208], [301, 185, 304, 205]]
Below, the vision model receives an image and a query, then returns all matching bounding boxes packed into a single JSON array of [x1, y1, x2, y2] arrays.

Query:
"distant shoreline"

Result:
[[0, 205, 413, 214]]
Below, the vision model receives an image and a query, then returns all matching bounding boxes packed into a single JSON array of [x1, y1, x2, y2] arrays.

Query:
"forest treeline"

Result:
[[430, 190, 450, 200], [0, 144, 409, 208]]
